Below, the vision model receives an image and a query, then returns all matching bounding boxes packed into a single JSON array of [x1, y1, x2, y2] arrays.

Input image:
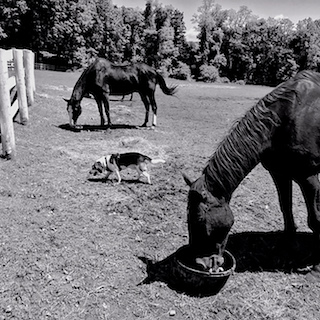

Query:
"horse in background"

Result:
[[64, 58, 177, 128], [184, 70, 320, 276]]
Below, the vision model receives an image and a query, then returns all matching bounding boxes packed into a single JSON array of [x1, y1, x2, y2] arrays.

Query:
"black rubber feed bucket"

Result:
[[173, 246, 236, 296]]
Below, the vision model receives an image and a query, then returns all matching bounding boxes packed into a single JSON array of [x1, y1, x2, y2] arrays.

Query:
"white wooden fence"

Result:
[[0, 48, 35, 159]]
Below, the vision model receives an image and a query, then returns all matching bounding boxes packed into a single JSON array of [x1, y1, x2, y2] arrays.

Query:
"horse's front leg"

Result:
[[93, 96, 106, 126], [102, 94, 112, 127], [270, 171, 297, 233], [298, 175, 320, 275]]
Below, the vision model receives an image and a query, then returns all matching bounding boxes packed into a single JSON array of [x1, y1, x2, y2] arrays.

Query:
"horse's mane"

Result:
[[202, 72, 314, 198]]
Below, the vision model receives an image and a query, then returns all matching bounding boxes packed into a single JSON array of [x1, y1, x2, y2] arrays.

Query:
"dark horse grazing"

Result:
[[64, 58, 177, 127], [184, 70, 320, 275]]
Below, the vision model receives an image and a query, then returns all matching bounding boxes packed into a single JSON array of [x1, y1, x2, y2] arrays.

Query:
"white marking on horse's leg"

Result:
[[152, 114, 157, 126]]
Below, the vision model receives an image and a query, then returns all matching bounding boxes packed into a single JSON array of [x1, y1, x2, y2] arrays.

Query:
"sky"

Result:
[[112, 0, 320, 41]]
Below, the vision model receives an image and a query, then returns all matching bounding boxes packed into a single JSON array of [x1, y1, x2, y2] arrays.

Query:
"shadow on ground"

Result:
[[87, 177, 146, 184], [139, 231, 317, 296], [227, 231, 316, 272], [58, 123, 138, 132]]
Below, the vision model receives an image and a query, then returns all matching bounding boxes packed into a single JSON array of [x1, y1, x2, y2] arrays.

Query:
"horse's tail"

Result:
[[156, 73, 178, 95]]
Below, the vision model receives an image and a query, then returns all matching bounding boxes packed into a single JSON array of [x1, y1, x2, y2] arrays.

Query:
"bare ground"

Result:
[[1, 70, 320, 319]]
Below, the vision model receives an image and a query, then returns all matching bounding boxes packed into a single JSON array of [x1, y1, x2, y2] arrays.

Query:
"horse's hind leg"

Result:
[[149, 92, 158, 127], [270, 172, 297, 233], [139, 93, 150, 127], [298, 175, 320, 274], [299, 175, 320, 235]]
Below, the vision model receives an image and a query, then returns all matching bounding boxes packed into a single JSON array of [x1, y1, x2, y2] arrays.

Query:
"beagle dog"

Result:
[[88, 152, 165, 184]]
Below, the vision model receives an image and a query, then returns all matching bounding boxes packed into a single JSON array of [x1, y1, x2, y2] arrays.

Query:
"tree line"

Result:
[[1, 0, 320, 86]]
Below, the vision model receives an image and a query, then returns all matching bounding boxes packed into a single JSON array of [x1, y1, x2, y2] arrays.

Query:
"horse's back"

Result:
[[262, 70, 320, 177], [276, 70, 320, 135], [81, 58, 160, 97]]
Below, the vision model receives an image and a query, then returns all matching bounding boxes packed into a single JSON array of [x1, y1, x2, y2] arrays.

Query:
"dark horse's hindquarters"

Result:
[[65, 58, 177, 127], [184, 70, 320, 276]]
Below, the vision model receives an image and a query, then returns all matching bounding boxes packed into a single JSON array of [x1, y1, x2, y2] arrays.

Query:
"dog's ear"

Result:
[[63, 98, 70, 103]]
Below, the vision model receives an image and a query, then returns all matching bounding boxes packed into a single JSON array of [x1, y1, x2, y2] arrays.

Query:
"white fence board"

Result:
[[0, 48, 35, 159], [8, 75, 16, 89]]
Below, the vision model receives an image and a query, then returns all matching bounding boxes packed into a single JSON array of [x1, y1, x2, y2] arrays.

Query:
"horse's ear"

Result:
[[182, 173, 194, 186], [63, 98, 70, 103]]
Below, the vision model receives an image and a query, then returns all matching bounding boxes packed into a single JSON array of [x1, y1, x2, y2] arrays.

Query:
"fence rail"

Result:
[[35, 62, 68, 72], [0, 48, 35, 159]]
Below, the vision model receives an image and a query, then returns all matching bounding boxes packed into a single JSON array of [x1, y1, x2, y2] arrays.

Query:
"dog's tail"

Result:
[[150, 158, 166, 164]]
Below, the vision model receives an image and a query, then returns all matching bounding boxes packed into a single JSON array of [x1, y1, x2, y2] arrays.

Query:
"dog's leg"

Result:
[[114, 170, 121, 184], [143, 171, 151, 184], [139, 169, 151, 184], [104, 172, 112, 182]]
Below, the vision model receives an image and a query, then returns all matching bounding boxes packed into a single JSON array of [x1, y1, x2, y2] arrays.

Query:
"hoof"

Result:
[[69, 124, 82, 131]]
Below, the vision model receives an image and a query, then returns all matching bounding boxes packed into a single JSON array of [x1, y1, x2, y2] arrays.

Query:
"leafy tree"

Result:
[[199, 64, 219, 82], [47, 0, 97, 66], [143, 0, 159, 66], [121, 7, 144, 62], [156, 5, 179, 73], [293, 18, 320, 71], [171, 9, 187, 57], [221, 13, 297, 85], [96, 0, 126, 62], [0, 0, 313, 85], [193, 0, 227, 65], [0, 0, 28, 42], [143, 0, 186, 70], [220, 6, 258, 81]]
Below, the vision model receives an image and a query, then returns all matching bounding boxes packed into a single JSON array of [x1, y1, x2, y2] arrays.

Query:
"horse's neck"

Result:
[[203, 147, 261, 201], [203, 103, 281, 201], [71, 73, 87, 102]]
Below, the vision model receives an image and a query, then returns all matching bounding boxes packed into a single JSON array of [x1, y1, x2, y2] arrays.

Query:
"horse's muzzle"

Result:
[[195, 254, 225, 272]]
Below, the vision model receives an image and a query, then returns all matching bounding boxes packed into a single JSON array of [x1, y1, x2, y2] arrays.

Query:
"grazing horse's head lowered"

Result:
[[64, 58, 177, 128], [184, 174, 234, 270], [64, 98, 82, 127], [182, 70, 320, 276]]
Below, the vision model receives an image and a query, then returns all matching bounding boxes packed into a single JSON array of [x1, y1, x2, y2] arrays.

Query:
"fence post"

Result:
[[13, 48, 28, 124], [23, 49, 35, 106], [0, 49, 16, 159]]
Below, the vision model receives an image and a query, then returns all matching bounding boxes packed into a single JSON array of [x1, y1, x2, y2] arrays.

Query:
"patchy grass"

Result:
[[1, 70, 320, 320]]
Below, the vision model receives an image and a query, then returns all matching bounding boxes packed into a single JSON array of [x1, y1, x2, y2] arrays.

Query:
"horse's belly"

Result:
[[261, 148, 320, 178], [109, 78, 137, 95], [110, 86, 135, 95]]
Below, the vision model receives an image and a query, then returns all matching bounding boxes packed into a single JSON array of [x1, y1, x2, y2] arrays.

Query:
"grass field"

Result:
[[1, 70, 320, 319]]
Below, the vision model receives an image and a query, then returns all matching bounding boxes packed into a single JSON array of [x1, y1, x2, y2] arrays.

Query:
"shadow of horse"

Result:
[[87, 177, 146, 184], [227, 231, 317, 272], [138, 231, 317, 296], [58, 123, 138, 132]]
